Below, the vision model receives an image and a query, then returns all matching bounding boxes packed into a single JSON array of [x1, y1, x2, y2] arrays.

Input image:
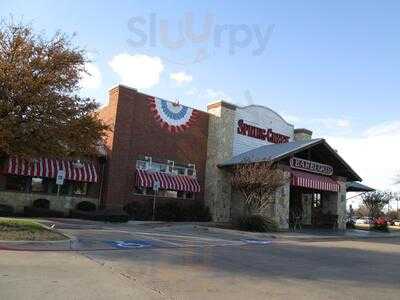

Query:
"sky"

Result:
[[2, 0, 400, 206]]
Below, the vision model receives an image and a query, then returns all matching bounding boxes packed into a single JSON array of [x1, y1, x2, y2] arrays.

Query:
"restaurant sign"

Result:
[[237, 119, 290, 144], [290, 157, 333, 176]]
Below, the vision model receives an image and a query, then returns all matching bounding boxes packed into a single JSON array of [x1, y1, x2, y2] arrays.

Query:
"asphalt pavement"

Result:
[[1, 219, 400, 299]]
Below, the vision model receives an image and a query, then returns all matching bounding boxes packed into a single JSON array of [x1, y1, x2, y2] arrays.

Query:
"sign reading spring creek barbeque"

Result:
[[290, 157, 333, 176], [237, 119, 290, 144]]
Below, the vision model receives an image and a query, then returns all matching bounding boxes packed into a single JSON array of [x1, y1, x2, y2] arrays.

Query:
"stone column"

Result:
[[324, 181, 347, 230], [204, 101, 236, 222], [272, 176, 291, 230], [336, 181, 347, 230]]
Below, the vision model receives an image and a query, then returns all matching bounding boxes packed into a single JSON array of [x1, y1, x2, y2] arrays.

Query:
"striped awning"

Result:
[[5, 157, 98, 183], [291, 170, 339, 192], [135, 169, 200, 193]]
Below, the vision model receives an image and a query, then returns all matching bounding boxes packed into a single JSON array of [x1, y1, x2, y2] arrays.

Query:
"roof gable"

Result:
[[219, 138, 362, 182]]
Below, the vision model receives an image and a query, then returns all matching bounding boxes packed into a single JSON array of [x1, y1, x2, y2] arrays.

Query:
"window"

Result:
[[161, 190, 178, 198], [134, 187, 195, 199], [186, 168, 196, 177], [134, 186, 145, 195], [31, 177, 45, 193], [73, 182, 88, 196], [175, 166, 186, 175], [5, 175, 28, 192], [152, 162, 167, 173], [145, 187, 155, 195], [136, 160, 147, 170], [136, 158, 197, 177], [312, 193, 322, 208]]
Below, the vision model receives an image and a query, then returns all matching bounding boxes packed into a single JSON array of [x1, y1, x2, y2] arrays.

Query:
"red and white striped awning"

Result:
[[135, 169, 200, 193], [5, 157, 98, 183], [291, 170, 339, 192]]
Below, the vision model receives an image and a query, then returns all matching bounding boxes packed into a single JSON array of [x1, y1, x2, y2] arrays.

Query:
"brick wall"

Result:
[[98, 85, 209, 210]]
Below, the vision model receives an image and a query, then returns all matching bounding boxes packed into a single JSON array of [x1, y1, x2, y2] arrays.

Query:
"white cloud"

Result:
[[109, 53, 164, 89], [327, 120, 400, 195], [79, 63, 102, 89], [170, 71, 193, 85], [364, 121, 400, 137]]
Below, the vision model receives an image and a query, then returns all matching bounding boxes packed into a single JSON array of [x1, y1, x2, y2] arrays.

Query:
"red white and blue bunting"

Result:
[[148, 96, 198, 133]]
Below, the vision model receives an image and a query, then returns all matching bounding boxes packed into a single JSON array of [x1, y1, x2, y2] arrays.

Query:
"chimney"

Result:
[[294, 128, 313, 141]]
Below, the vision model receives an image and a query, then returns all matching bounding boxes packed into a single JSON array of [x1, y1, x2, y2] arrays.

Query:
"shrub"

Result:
[[32, 198, 50, 209], [124, 201, 153, 221], [123, 200, 211, 222], [69, 209, 130, 223], [75, 201, 96, 212], [235, 214, 278, 232], [23, 206, 65, 218], [372, 217, 389, 232], [0, 204, 14, 216]]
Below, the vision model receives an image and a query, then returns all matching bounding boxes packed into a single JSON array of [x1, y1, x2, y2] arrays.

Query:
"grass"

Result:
[[0, 218, 67, 241]]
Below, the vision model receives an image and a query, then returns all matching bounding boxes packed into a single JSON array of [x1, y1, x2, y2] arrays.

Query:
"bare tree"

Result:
[[361, 191, 393, 220], [355, 204, 369, 218], [231, 162, 288, 214]]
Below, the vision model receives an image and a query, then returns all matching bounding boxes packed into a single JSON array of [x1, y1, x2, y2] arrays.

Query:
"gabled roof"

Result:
[[346, 181, 375, 192], [219, 138, 362, 182]]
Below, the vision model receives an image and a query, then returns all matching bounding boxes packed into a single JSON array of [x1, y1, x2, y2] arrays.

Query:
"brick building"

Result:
[[0, 84, 373, 229], [98, 85, 209, 212]]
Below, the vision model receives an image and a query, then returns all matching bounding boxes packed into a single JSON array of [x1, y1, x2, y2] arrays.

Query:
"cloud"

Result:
[[170, 71, 193, 85], [79, 63, 102, 89], [327, 120, 400, 196], [364, 121, 400, 137], [109, 54, 164, 89]]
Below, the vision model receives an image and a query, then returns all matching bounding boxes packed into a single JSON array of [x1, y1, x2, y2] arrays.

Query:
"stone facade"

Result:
[[204, 101, 236, 221], [0, 191, 99, 214], [230, 171, 291, 229], [272, 175, 291, 229]]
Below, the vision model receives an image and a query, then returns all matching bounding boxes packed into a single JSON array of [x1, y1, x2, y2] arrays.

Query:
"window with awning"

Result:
[[291, 170, 339, 192], [135, 169, 200, 193], [5, 157, 99, 183]]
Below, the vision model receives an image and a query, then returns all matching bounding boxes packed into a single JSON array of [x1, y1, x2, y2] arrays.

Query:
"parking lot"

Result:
[[1, 219, 400, 299]]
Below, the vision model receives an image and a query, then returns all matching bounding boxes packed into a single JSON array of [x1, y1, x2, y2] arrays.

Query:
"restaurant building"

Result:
[[0, 85, 372, 229]]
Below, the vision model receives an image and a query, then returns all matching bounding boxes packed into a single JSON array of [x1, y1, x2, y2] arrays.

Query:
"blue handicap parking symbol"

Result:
[[242, 239, 272, 245], [106, 240, 152, 249]]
